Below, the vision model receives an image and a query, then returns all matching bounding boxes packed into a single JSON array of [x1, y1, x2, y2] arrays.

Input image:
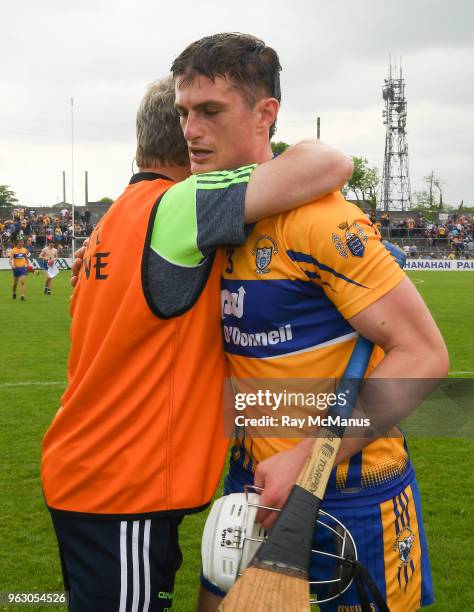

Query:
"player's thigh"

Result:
[[51, 513, 183, 612], [313, 482, 433, 611]]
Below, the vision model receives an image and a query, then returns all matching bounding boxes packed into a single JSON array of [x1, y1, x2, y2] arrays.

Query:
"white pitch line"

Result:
[[449, 372, 474, 375], [2, 375, 472, 388], [0, 381, 66, 389]]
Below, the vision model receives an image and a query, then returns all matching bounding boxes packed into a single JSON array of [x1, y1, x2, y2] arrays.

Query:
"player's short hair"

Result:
[[171, 33, 282, 138], [136, 76, 189, 168]]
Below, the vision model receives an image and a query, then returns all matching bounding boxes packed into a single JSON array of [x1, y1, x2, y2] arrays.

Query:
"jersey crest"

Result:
[[336, 221, 368, 258], [252, 235, 278, 274]]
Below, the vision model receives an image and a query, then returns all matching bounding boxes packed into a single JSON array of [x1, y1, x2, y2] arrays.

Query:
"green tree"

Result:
[[99, 197, 114, 205], [0, 185, 18, 217], [413, 171, 445, 211], [270, 141, 290, 155], [342, 157, 379, 211]]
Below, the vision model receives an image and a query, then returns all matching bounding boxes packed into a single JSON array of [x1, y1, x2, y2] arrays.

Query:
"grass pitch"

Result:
[[0, 270, 472, 611]]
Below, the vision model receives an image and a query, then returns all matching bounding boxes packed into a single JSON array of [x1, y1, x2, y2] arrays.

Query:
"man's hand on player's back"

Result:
[[71, 241, 88, 287]]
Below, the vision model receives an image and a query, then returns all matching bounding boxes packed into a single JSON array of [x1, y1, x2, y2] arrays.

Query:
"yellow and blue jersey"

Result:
[[11, 247, 29, 268], [222, 191, 411, 501]]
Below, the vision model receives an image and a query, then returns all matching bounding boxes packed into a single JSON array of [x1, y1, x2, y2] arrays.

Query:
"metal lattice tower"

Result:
[[380, 60, 411, 211]]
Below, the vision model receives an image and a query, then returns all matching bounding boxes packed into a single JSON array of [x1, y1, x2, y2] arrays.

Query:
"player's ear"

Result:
[[255, 97, 279, 135]]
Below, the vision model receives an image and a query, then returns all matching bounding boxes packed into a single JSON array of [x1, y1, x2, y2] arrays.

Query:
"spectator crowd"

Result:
[[0, 207, 93, 257], [2, 206, 473, 260], [369, 211, 474, 259]]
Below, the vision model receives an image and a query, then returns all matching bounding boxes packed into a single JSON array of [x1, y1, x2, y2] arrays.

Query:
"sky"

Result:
[[1, 0, 472, 208]]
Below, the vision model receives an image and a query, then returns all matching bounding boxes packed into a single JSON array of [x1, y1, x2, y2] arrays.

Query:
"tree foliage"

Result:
[[342, 157, 379, 210], [413, 170, 445, 211], [0, 185, 18, 211], [270, 141, 290, 155], [99, 197, 114, 205]]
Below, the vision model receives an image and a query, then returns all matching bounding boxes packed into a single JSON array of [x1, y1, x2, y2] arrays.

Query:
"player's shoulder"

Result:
[[281, 192, 368, 229]]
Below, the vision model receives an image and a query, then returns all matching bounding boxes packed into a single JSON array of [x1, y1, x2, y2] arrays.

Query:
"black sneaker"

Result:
[[20, 296, 25, 301], [44, 287, 48, 294], [12, 293, 16, 299]]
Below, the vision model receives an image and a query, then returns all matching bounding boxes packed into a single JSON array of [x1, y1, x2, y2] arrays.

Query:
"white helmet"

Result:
[[202, 486, 358, 605]]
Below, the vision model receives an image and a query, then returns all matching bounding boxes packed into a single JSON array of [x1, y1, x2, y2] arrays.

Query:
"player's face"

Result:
[[175, 75, 262, 173]]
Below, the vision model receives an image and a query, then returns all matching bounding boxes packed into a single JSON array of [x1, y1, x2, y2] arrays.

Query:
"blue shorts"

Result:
[[201, 461, 434, 611], [13, 267, 27, 278]]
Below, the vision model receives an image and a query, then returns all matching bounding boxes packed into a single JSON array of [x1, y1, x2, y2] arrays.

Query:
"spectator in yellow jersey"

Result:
[[9, 239, 30, 301]]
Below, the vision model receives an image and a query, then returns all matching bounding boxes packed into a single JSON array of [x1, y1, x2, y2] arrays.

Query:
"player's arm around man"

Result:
[[242, 139, 352, 222], [71, 141, 353, 285]]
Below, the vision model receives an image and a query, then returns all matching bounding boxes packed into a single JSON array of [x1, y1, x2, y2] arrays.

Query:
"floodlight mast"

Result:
[[380, 58, 412, 211]]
